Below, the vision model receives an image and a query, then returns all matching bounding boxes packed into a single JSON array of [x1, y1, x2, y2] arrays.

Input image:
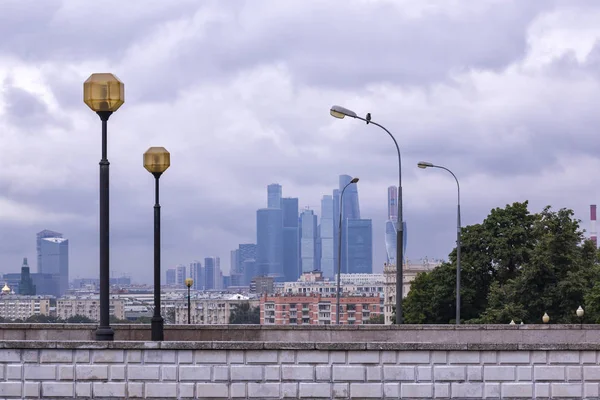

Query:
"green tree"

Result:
[[365, 313, 385, 324], [65, 315, 94, 323], [25, 315, 62, 323], [404, 202, 598, 324], [229, 302, 260, 324]]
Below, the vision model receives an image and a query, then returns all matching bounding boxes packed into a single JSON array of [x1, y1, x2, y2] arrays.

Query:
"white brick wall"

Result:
[[0, 343, 600, 398]]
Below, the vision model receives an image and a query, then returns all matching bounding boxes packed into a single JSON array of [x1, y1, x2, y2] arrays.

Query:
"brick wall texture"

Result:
[[0, 344, 599, 399]]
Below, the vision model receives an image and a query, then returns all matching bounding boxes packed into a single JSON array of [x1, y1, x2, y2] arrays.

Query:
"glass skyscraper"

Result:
[[300, 209, 318, 273], [281, 198, 300, 282], [346, 219, 373, 274], [256, 208, 283, 280], [319, 195, 334, 278], [267, 184, 282, 209], [385, 186, 407, 265], [38, 236, 69, 296]]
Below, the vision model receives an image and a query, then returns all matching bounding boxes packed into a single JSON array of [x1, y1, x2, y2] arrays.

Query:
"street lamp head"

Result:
[[350, 177, 359, 184], [330, 105, 358, 119], [83, 73, 125, 113], [577, 306, 584, 318], [417, 161, 434, 169], [144, 147, 171, 175], [542, 312, 550, 324], [185, 278, 194, 288]]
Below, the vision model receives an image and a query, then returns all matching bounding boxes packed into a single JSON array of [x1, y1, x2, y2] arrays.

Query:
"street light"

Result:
[[330, 105, 405, 324], [542, 312, 550, 324], [144, 147, 171, 341], [336, 177, 359, 325], [417, 161, 461, 324], [84, 73, 125, 341], [185, 278, 194, 324]]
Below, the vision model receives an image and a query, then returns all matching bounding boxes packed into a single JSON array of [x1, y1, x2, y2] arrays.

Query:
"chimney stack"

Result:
[[591, 205, 597, 247]]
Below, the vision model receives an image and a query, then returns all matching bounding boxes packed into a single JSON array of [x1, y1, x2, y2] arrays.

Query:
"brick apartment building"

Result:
[[259, 292, 382, 325]]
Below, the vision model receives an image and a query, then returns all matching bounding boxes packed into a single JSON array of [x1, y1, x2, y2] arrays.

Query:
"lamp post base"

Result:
[[95, 326, 115, 341], [151, 316, 164, 341]]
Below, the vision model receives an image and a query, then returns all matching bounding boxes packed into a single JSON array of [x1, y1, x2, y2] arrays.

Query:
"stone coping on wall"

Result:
[[0, 340, 598, 351], [0, 323, 595, 330]]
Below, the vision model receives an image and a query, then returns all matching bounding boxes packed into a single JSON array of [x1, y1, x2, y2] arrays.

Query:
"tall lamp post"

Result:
[[336, 177, 359, 325], [330, 105, 405, 324], [144, 147, 171, 341], [185, 278, 194, 324], [84, 73, 125, 341], [417, 161, 461, 324]]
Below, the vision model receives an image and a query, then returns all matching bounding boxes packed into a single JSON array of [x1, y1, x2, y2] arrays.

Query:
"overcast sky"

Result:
[[1, 0, 599, 284]]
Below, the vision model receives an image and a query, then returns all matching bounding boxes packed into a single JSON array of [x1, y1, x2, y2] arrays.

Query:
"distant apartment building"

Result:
[[250, 276, 275, 294], [0, 293, 51, 321], [175, 265, 187, 287], [173, 295, 259, 324], [57, 296, 126, 321], [383, 258, 443, 324], [282, 272, 384, 296], [165, 268, 176, 286], [260, 293, 382, 325]]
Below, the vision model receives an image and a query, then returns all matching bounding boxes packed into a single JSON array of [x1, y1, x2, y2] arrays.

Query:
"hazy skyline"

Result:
[[1, 0, 600, 284]]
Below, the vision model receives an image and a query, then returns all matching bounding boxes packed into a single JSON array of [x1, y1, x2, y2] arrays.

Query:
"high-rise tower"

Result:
[[267, 184, 282, 209], [320, 195, 334, 278]]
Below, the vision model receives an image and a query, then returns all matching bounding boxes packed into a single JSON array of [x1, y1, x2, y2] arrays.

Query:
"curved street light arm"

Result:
[[352, 114, 404, 324]]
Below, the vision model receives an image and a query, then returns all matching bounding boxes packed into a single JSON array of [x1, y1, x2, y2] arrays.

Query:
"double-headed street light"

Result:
[[336, 177, 359, 325], [330, 105, 405, 324], [84, 73, 125, 341], [144, 147, 171, 341], [417, 161, 461, 324], [185, 278, 194, 324]]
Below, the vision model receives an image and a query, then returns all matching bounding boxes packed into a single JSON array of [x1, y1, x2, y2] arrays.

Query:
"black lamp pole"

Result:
[[336, 178, 359, 325], [187, 285, 191, 324], [95, 111, 114, 341], [151, 173, 164, 341]]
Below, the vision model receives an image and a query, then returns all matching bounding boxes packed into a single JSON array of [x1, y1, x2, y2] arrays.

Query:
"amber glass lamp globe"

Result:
[[144, 147, 171, 175], [185, 278, 194, 288], [83, 73, 125, 113]]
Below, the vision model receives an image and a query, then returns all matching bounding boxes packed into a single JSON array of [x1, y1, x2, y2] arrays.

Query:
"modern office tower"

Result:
[[175, 265, 187, 287], [165, 268, 176, 286], [38, 235, 69, 297], [189, 261, 203, 290], [339, 175, 360, 220], [320, 195, 335, 278], [300, 209, 318, 273], [338, 175, 361, 273], [230, 250, 242, 286], [19, 258, 36, 295], [257, 208, 283, 280], [281, 197, 300, 282], [204, 257, 221, 290], [36, 229, 63, 273], [237, 244, 257, 286], [385, 186, 398, 265], [345, 219, 373, 274], [267, 184, 282, 209]]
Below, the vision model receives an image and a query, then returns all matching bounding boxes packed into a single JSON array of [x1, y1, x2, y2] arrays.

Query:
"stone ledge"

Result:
[[0, 323, 596, 330], [0, 341, 598, 351]]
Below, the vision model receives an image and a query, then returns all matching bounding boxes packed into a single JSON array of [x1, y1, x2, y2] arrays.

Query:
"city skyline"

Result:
[[1, 1, 600, 285]]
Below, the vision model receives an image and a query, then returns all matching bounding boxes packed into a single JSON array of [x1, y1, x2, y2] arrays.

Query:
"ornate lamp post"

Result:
[[83, 73, 125, 341], [144, 147, 171, 341], [185, 278, 194, 324]]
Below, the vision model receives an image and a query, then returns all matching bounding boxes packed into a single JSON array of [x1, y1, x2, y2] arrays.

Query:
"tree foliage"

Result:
[[403, 201, 600, 324], [229, 302, 260, 324]]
